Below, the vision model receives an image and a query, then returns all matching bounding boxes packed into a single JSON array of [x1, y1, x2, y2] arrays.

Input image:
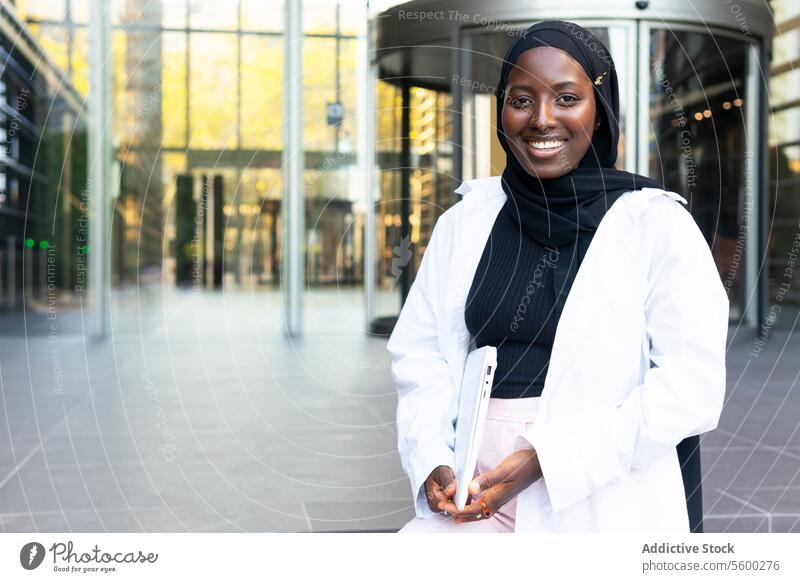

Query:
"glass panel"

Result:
[[459, 29, 511, 182], [161, 0, 188, 28], [303, 37, 337, 151], [768, 142, 800, 324], [112, 10, 166, 285], [773, 27, 800, 64], [16, 0, 66, 22], [71, 27, 90, 97], [769, 67, 800, 111], [189, 0, 239, 31], [188, 33, 238, 150], [768, 12, 800, 331], [376, 80, 402, 153], [240, 0, 283, 32], [300, 32, 361, 290], [110, 0, 133, 27], [13, 0, 387, 325], [162, 32, 187, 148], [297, 38, 357, 155], [28, 23, 70, 75], [337, 38, 359, 153], [118, 0, 161, 28], [180, 166, 284, 290], [337, 0, 362, 36], [240, 35, 282, 150], [70, 0, 89, 25], [374, 76, 453, 317], [770, 109, 800, 158], [241, 167, 282, 286], [303, 4, 337, 35], [110, 29, 126, 141], [648, 29, 749, 320], [26, 15, 87, 97], [409, 87, 453, 275], [375, 80, 403, 318], [302, 1, 373, 36], [306, 166, 359, 286]]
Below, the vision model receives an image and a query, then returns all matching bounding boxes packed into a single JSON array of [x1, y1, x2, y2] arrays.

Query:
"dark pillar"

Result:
[[213, 174, 224, 289], [201, 174, 210, 288], [114, 196, 125, 285], [175, 174, 195, 286], [400, 77, 411, 303], [271, 200, 280, 284]]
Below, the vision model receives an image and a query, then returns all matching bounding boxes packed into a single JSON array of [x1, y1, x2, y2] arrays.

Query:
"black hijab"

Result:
[[493, 20, 666, 313], [491, 22, 705, 533]]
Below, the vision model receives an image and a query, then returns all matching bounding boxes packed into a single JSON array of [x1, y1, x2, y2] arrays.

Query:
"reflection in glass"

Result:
[[648, 30, 749, 320], [161, 32, 187, 148], [7, 0, 371, 338], [240, 36, 282, 150], [374, 78, 453, 319], [189, 1, 239, 31], [189, 33, 238, 150], [240, 0, 283, 32]]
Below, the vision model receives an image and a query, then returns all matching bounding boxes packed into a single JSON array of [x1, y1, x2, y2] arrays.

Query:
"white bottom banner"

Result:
[[1, 533, 798, 581]]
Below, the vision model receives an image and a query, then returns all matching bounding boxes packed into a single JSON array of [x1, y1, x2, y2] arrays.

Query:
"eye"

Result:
[[508, 96, 532, 109], [558, 95, 580, 105]]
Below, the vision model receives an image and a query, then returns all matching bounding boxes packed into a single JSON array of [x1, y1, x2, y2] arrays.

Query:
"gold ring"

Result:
[[479, 498, 493, 518]]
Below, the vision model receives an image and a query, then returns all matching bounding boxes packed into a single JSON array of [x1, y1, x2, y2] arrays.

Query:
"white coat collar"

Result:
[[454, 175, 687, 204], [443, 175, 687, 396]]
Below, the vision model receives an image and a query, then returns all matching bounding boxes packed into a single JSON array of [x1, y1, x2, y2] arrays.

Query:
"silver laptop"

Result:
[[453, 345, 497, 511]]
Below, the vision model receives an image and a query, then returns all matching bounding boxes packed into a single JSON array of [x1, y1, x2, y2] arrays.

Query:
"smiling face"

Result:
[[501, 46, 600, 180]]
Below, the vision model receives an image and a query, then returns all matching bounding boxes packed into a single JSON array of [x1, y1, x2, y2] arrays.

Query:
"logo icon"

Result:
[[20, 542, 46, 570], [390, 234, 413, 289]]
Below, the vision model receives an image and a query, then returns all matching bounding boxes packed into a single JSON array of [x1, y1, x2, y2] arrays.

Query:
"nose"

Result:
[[529, 100, 556, 133]]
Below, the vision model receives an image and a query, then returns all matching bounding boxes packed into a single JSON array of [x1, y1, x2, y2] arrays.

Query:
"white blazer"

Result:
[[386, 175, 729, 532]]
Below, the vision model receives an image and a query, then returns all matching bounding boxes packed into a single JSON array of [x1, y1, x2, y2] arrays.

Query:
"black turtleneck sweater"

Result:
[[464, 207, 564, 399], [465, 204, 706, 533]]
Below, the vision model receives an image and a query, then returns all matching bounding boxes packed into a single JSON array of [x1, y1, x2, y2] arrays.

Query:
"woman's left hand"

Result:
[[438, 449, 542, 524]]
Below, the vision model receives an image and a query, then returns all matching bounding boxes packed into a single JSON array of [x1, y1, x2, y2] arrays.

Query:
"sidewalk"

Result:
[[0, 289, 798, 532]]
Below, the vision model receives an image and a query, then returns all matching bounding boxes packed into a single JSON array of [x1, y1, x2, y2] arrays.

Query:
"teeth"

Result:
[[527, 140, 565, 150]]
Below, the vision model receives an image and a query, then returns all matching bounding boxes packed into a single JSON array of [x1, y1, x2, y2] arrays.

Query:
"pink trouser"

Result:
[[398, 396, 541, 533]]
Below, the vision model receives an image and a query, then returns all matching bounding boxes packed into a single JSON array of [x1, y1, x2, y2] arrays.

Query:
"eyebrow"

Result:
[[507, 81, 583, 91]]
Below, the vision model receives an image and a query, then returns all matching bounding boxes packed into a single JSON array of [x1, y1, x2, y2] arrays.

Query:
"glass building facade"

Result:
[[0, 1, 86, 309], [0, 0, 797, 334], [371, 0, 800, 333], [6, 0, 366, 314]]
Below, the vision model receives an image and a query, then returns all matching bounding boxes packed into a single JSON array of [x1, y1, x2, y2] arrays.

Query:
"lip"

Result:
[[523, 135, 568, 141], [524, 138, 567, 159]]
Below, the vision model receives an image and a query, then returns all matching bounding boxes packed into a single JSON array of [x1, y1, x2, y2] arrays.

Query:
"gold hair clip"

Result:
[[594, 71, 607, 86]]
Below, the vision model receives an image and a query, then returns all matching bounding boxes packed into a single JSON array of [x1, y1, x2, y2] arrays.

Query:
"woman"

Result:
[[387, 20, 728, 532]]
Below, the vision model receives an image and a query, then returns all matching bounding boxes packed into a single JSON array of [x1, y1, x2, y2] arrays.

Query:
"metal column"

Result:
[[744, 42, 761, 330], [89, 0, 112, 337], [283, 0, 304, 337], [361, 1, 377, 332]]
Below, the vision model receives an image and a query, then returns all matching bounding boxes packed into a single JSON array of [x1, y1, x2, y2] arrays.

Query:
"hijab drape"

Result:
[[493, 20, 704, 533], [493, 20, 666, 313]]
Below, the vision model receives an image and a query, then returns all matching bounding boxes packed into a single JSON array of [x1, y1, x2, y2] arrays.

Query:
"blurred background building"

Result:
[[372, 0, 800, 336], [0, 0, 797, 335], [0, 0, 799, 533], [2, 0, 364, 309], [0, 0, 797, 334]]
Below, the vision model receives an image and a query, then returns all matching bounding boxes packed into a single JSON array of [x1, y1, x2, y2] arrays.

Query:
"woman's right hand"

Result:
[[424, 465, 457, 514]]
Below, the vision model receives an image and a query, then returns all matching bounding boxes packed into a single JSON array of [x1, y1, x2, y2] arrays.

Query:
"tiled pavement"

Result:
[[0, 288, 798, 532]]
